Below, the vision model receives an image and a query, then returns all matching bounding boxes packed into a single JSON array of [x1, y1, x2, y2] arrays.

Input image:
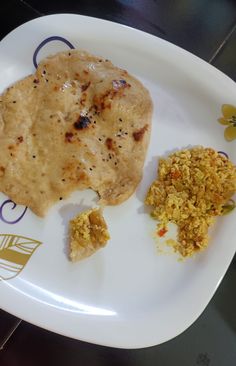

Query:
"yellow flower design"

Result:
[[218, 104, 236, 141]]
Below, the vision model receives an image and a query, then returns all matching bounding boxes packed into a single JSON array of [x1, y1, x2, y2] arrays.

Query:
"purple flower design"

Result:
[[218, 150, 229, 159], [0, 200, 27, 224], [33, 36, 75, 68]]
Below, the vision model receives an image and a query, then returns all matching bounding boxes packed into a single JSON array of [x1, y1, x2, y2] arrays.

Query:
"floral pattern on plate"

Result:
[[218, 104, 236, 141]]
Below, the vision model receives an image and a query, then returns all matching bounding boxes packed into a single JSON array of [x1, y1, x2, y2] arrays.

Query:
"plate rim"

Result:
[[0, 13, 235, 349]]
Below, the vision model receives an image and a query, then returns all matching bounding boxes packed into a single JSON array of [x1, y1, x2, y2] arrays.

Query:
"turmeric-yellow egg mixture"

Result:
[[145, 147, 236, 257], [69, 208, 110, 262]]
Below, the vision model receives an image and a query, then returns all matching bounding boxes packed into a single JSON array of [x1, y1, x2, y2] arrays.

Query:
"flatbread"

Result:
[[0, 50, 153, 216]]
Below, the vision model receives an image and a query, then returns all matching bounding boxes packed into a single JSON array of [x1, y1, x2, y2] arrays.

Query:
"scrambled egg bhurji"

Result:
[[145, 147, 236, 257], [69, 208, 110, 262]]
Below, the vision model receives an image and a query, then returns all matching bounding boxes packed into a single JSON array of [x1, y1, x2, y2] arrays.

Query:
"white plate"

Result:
[[0, 14, 235, 349]]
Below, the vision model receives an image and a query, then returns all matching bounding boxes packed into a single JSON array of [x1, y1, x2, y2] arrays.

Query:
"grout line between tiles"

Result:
[[209, 22, 236, 64], [18, 0, 44, 16], [0, 319, 22, 351]]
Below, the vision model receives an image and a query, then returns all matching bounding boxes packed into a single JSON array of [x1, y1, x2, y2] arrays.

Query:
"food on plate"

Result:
[[145, 147, 236, 257], [69, 208, 110, 261], [0, 49, 153, 216]]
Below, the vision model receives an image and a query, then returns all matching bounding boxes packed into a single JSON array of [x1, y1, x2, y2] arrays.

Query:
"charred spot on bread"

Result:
[[74, 116, 91, 130], [133, 124, 149, 141], [65, 132, 74, 142], [105, 137, 114, 150]]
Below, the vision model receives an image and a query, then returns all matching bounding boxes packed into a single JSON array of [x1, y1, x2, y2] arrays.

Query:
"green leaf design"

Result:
[[0, 234, 42, 281], [221, 199, 236, 216]]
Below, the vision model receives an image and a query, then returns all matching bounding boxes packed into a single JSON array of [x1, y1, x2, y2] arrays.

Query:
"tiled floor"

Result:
[[20, 0, 236, 60], [212, 23, 236, 80], [0, 311, 21, 351], [0, 0, 40, 40], [0, 1, 236, 365]]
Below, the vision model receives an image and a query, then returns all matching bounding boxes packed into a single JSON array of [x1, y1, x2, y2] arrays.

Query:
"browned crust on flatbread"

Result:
[[0, 50, 153, 216]]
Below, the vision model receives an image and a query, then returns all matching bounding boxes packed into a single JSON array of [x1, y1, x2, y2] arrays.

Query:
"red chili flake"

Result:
[[33, 79, 39, 84], [157, 227, 168, 237], [17, 136, 23, 143], [170, 170, 181, 179]]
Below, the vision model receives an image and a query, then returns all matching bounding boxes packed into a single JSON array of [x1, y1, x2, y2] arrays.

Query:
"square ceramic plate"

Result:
[[0, 14, 235, 349]]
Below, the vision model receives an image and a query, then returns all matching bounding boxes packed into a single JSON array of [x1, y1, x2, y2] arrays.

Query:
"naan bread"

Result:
[[0, 50, 153, 216]]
